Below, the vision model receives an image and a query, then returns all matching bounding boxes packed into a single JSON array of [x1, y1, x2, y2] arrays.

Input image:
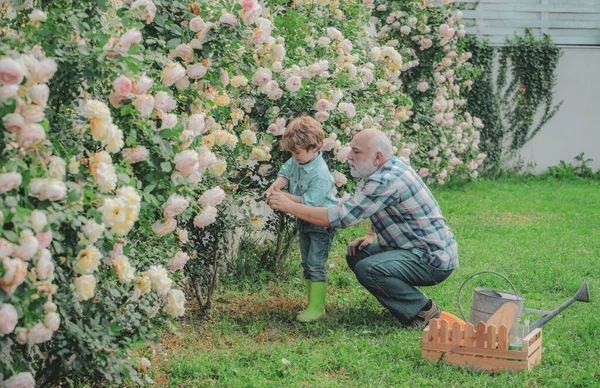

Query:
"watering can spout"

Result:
[[529, 280, 590, 333]]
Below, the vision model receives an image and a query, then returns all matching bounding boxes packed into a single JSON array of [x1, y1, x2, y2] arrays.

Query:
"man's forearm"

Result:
[[287, 202, 331, 227]]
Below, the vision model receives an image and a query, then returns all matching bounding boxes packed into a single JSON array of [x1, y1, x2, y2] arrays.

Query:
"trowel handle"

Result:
[[457, 270, 520, 322]]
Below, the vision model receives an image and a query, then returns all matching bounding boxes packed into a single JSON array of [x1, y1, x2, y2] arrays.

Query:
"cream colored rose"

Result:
[[230, 75, 248, 87], [28, 322, 53, 344], [113, 255, 136, 284], [146, 265, 172, 296], [13, 229, 39, 261], [134, 274, 152, 295], [174, 150, 200, 177], [73, 245, 102, 274], [82, 99, 111, 120], [78, 219, 105, 245], [164, 289, 185, 317], [133, 94, 155, 117], [163, 194, 190, 218], [74, 274, 96, 301], [186, 63, 208, 80], [44, 312, 60, 331], [36, 249, 54, 280], [120, 28, 142, 49], [251, 146, 270, 162], [18, 123, 46, 149], [154, 91, 177, 113], [2, 113, 26, 133], [189, 16, 205, 32], [123, 146, 150, 164], [161, 62, 186, 86], [240, 130, 257, 146], [213, 93, 230, 107], [209, 159, 227, 176], [48, 156, 66, 180]]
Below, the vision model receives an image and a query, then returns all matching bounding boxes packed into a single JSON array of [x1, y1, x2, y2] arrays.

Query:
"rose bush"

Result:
[[1, 0, 485, 385]]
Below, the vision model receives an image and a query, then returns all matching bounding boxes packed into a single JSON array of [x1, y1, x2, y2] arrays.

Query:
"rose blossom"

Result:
[[146, 265, 172, 295], [315, 111, 329, 122], [133, 74, 153, 94], [30, 83, 49, 105], [36, 231, 53, 250], [190, 16, 205, 32], [123, 146, 149, 164], [151, 217, 177, 237], [0, 303, 18, 335], [314, 99, 332, 112], [193, 206, 217, 228], [113, 75, 133, 96], [120, 28, 142, 48], [21, 104, 45, 123], [154, 91, 177, 112], [186, 63, 208, 79], [31, 210, 47, 232], [163, 194, 190, 218], [13, 229, 39, 261], [0, 84, 19, 101], [0, 172, 22, 193], [44, 312, 60, 331], [174, 150, 200, 176], [161, 63, 186, 86], [168, 251, 190, 272], [285, 76, 302, 92], [0, 258, 27, 296], [28, 322, 53, 345], [36, 249, 54, 279], [131, 0, 156, 24], [417, 82, 429, 92], [173, 44, 193, 63], [252, 67, 272, 86], [133, 94, 154, 117], [0, 58, 25, 86], [164, 289, 185, 317], [199, 186, 225, 208]]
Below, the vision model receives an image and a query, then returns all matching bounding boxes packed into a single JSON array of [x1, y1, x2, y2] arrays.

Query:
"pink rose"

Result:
[[173, 44, 193, 63], [151, 217, 177, 237], [2, 372, 35, 388], [418, 168, 430, 178], [168, 251, 190, 271], [133, 94, 154, 117], [186, 63, 208, 79], [284, 76, 302, 92], [133, 74, 153, 94], [314, 99, 332, 112], [113, 75, 133, 96], [417, 82, 429, 92], [193, 206, 217, 228], [154, 91, 177, 112], [199, 186, 226, 208], [18, 123, 46, 149], [0, 303, 18, 335], [189, 17, 205, 32], [120, 28, 143, 48], [22, 104, 45, 123], [1, 113, 25, 133], [163, 194, 190, 218], [240, 0, 257, 11], [0, 84, 19, 101], [0, 58, 25, 85], [219, 13, 238, 26], [131, 0, 156, 24], [315, 111, 329, 122], [36, 249, 55, 279], [400, 26, 411, 35], [188, 113, 206, 135], [109, 92, 127, 108], [252, 67, 272, 87]]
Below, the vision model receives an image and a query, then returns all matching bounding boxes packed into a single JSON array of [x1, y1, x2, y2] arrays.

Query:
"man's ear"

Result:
[[374, 151, 383, 165]]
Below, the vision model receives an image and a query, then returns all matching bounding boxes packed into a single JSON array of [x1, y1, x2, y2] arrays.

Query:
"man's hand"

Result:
[[347, 234, 375, 257], [267, 187, 294, 212]]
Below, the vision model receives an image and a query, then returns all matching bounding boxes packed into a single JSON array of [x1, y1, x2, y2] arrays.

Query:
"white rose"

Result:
[[151, 217, 177, 237], [161, 63, 186, 86], [13, 229, 39, 261], [44, 312, 60, 331], [164, 289, 185, 317], [174, 150, 200, 176], [168, 252, 190, 272], [36, 249, 54, 280], [74, 274, 96, 301], [0, 303, 18, 335], [163, 194, 190, 218], [199, 186, 226, 207], [29, 83, 49, 105], [0, 58, 25, 86], [146, 265, 172, 295], [1, 372, 35, 388], [193, 206, 217, 228], [120, 28, 142, 48], [31, 210, 47, 232], [133, 94, 154, 117], [18, 123, 46, 148], [27, 322, 53, 345]]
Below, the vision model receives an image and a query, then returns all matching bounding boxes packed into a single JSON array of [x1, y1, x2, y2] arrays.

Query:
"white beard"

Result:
[[350, 160, 379, 178]]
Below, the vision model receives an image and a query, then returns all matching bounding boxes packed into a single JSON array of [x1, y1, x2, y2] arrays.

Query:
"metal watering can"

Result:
[[458, 271, 590, 334]]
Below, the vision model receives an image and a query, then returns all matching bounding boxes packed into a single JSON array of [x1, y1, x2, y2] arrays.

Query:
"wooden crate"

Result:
[[421, 319, 543, 373]]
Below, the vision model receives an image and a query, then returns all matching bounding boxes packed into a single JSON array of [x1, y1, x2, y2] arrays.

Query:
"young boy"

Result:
[[265, 116, 339, 322]]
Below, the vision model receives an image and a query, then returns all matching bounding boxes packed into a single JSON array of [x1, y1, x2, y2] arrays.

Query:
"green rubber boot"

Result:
[[296, 281, 326, 322], [298, 279, 311, 315]]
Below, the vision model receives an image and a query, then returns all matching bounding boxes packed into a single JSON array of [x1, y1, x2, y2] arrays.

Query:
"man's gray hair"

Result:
[[369, 130, 394, 159]]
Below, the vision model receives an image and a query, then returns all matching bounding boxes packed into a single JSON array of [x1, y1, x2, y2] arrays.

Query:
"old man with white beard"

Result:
[[267, 128, 458, 329]]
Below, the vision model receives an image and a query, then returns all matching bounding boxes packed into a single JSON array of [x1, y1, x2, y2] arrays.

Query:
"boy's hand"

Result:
[[266, 187, 292, 212]]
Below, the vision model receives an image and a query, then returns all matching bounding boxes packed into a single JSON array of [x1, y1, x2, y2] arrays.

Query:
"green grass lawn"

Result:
[[150, 178, 600, 387]]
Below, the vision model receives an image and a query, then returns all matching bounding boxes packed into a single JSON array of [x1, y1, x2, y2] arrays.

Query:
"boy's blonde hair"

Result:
[[281, 116, 324, 152]]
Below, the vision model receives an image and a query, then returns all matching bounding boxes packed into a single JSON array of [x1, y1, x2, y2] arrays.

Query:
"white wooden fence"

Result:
[[456, 0, 600, 46]]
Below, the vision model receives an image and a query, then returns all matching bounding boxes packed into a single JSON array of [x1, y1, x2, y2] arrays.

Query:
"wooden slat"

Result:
[[476, 322, 486, 348], [427, 318, 437, 342], [464, 18, 600, 29], [487, 325, 497, 349], [464, 323, 474, 347], [440, 319, 449, 344], [498, 325, 508, 350], [451, 321, 462, 345], [422, 350, 530, 372]]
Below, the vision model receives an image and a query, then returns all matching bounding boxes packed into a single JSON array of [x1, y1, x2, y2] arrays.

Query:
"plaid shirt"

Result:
[[327, 157, 458, 270]]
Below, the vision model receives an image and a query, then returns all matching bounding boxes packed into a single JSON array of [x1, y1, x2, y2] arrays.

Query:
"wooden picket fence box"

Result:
[[421, 319, 543, 373]]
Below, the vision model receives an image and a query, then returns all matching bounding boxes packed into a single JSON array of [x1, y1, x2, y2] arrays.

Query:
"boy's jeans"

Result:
[[298, 220, 337, 283], [346, 243, 453, 324]]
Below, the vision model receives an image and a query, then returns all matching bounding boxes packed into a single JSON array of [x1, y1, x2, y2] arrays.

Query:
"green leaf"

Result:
[[160, 162, 172, 172]]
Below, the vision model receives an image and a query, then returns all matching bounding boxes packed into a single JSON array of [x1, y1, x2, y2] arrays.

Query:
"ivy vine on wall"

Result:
[[465, 29, 563, 170]]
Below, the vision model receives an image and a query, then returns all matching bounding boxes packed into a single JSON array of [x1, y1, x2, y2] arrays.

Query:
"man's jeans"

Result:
[[346, 243, 453, 324], [298, 220, 337, 283]]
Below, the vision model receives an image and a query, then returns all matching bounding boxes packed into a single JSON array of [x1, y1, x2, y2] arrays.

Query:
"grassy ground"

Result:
[[149, 177, 600, 387]]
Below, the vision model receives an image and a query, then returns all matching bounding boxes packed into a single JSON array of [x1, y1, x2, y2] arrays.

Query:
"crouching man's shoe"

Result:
[[406, 300, 441, 330]]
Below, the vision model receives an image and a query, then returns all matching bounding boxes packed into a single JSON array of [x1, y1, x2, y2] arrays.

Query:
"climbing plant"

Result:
[[465, 30, 563, 171]]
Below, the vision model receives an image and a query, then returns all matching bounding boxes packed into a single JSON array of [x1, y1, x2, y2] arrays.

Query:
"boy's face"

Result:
[[291, 147, 319, 165]]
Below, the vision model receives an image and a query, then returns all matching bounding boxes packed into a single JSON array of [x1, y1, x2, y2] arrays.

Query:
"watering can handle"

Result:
[[457, 270, 519, 322]]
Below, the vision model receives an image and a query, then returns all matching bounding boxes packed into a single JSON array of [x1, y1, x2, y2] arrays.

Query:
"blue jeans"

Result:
[[346, 243, 453, 324], [298, 220, 337, 283]]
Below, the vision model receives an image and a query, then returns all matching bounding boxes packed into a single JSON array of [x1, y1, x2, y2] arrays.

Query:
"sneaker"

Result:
[[406, 301, 441, 330]]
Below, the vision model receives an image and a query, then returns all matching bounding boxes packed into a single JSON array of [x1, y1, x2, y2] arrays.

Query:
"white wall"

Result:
[[516, 47, 600, 172]]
